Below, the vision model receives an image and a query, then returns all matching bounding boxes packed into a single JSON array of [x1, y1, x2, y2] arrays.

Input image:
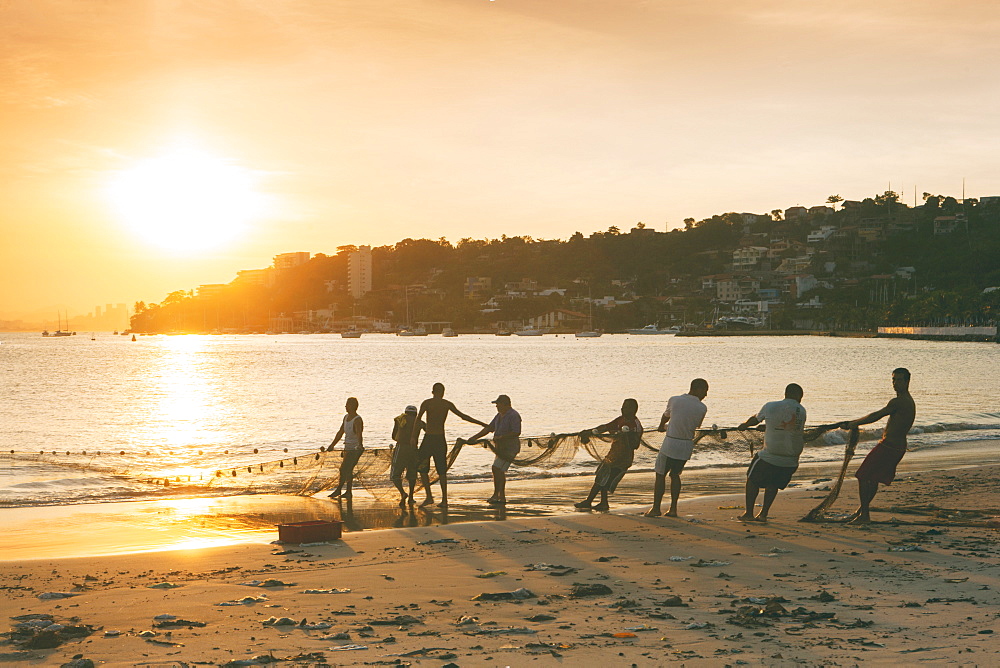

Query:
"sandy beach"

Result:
[[3, 448, 1000, 666]]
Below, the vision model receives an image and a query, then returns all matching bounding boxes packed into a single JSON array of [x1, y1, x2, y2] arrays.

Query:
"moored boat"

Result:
[[627, 324, 677, 335]]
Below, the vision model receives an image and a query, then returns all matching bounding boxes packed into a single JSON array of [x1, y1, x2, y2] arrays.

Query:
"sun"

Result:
[[107, 146, 268, 252]]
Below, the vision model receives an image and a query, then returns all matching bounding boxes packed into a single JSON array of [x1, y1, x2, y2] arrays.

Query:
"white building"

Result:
[[197, 284, 228, 299], [233, 268, 274, 287], [348, 246, 373, 299], [732, 246, 769, 271], [273, 252, 310, 271], [807, 226, 837, 243]]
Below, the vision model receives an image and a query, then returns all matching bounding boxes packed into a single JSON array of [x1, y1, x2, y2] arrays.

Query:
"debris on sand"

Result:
[[809, 590, 837, 602], [473, 588, 535, 601], [217, 596, 269, 606], [37, 592, 80, 600], [262, 617, 296, 627], [659, 595, 687, 607], [569, 583, 613, 598], [526, 614, 557, 622], [368, 615, 422, 626], [238, 579, 296, 587], [153, 618, 207, 629], [4, 615, 94, 650], [302, 588, 351, 594], [525, 563, 577, 576], [467, 626, 537, 636], [416, 538, 459, 545]]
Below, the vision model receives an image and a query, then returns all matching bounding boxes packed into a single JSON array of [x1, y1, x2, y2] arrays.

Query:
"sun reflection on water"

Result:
[[138, 336, 228, 461]]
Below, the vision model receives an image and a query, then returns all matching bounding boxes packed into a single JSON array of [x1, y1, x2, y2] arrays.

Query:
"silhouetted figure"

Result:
[[413, 383, 487, 507], [390, 405, 424, 508], [844, 368, 916, 525], [467, 394, 522, 506], [328, 397, 364, 500], [575, 399, 643, 511]]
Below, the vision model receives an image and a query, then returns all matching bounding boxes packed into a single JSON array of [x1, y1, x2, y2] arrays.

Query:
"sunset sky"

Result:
[[2, 0, 999, 321]]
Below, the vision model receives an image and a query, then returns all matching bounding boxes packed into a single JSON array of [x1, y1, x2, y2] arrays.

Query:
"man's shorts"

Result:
[[855, 440, 906, 485], [491, 436, 521, 472], [417, 434, 448, 474], [654, 451, 688, 476], [593, 463, 628, 493], [390, 443, 418, 480], [746, 456, 797, 490], [340, 448, 363, 470]]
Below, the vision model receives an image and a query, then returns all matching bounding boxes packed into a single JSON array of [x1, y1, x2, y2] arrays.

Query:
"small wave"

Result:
[[910, 422, 1000, 434]]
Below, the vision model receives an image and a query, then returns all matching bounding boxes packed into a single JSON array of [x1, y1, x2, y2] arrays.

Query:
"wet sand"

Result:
[[3, 440, 1000, 561], [2, 442, 1000, 665]]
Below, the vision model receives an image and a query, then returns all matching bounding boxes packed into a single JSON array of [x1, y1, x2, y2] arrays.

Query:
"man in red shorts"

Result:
[[844, 368, 916, 525]]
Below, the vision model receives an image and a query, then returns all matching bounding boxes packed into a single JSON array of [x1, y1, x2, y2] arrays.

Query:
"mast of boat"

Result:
[[587, 285, 595, 331]]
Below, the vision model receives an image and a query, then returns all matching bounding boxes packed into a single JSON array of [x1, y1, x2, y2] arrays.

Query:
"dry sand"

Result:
[[3, 457, 1000, 666]]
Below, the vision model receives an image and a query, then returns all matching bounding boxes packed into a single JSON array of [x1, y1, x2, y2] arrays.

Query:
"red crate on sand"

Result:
[[277, 520, 342, 543]]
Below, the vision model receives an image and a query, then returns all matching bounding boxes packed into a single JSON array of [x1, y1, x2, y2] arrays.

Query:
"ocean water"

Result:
[[2, 332, 998, 507]]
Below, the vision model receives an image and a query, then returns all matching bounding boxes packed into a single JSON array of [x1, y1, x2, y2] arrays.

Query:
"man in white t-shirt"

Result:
[[643, 378, 708, 517], [736, 383, 806, 522]]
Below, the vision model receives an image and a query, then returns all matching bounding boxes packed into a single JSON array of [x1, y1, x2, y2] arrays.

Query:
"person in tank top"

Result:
[[328, 397, 364, 500]]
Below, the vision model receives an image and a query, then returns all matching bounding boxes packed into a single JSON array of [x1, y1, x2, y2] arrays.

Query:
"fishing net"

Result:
[[800, 426, 860, 522], [3, 423, 849, 502]]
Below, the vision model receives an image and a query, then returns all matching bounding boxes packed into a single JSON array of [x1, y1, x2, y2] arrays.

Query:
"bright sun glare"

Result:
[[107, 146, 267, 252]]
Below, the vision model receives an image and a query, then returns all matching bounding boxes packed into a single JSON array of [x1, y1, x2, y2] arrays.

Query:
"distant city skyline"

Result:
[[3, 1, 999, 319]]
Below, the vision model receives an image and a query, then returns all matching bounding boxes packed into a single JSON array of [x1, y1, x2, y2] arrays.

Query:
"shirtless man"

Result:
[[843, 368, 916, 525], [412, 383, 488, 507]]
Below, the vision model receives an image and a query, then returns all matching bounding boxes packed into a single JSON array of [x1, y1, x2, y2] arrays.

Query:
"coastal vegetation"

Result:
[[128, 191, 1000, 333]]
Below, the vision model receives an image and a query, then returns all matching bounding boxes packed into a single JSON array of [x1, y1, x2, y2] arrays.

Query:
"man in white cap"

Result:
[[390, 404, 424, 508], [466, 394, 522, 506]]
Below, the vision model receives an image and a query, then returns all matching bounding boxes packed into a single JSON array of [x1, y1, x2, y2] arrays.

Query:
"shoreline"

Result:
[[3, 439, 999, 562], [2, 459, 1000, 665]]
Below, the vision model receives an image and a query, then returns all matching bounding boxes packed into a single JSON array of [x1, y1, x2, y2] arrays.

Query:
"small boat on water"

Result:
[[514, 328, 545, 336], [575, 288, 602, 337], [397, 327, 428, 337], [43, 311, 74, 336], [341, 330, 363, 338], [627, 324, 679, 335], [441, 327, 458, 337], [495, 330, 512, 336]]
